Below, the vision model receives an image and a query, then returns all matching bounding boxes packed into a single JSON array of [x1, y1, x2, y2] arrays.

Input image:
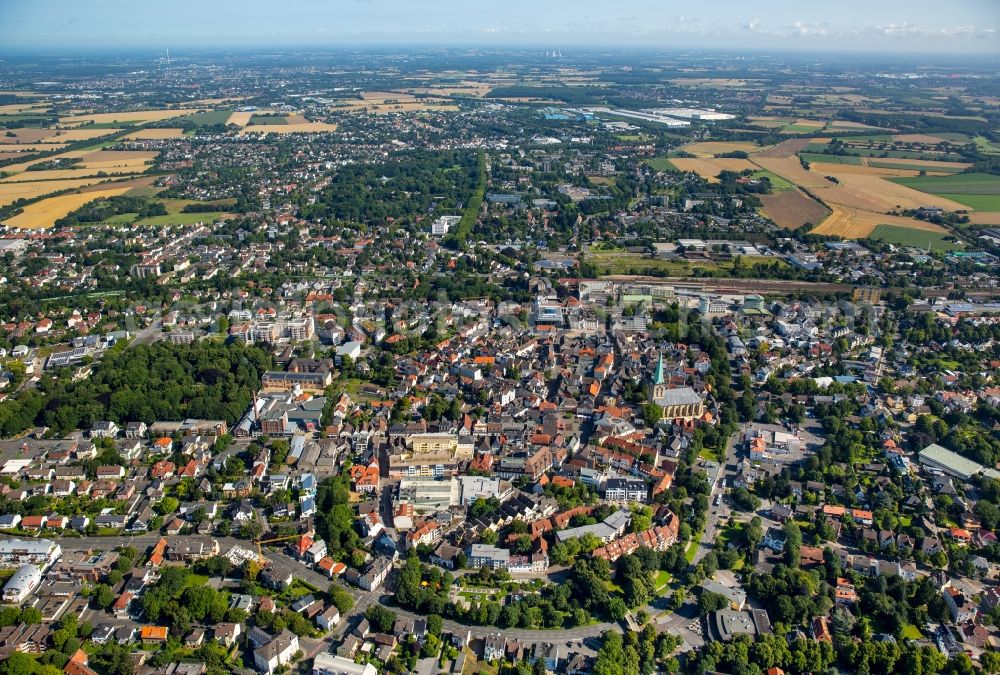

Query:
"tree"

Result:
[[607, 597, 628, 621], [783, 521, 802, 567], [365, 605, 396, 633], [698, 591, 730, 616]]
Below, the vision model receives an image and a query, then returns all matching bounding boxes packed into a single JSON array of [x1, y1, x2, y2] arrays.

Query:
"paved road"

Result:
[[691, 430, 738, 565]]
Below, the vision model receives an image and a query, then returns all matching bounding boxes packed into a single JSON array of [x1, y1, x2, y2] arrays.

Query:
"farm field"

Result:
[[967, 212, 1000, 225], [810, 204, 948, 239], [798, 153, 863, 165], [750, 170, 795, 192], [758, 189, 830, 230], [1, 169, 141, 182], [890, 173, 1000, 196], [753, 138, 816, 158], [936, 194, 1000, 211], [809, 162, 930, 178], [3, 187, 132, 228], [226, 111, 256, 127], [813, 173, 967, 212], [867, 224, 962, 250], [0, 128, 60, 143], [238, 122, 339, 134], [751, 157, 834, 189], [677, 141, 760, 158], [123, 128, 185, 140], [646, 157, 677, 172], [59, 109, 203, 126], [669, 157, 756, 181], [0, 177, 119, 207], [176, 109, 236, 128]]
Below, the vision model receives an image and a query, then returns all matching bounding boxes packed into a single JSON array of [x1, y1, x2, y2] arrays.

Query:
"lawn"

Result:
[[902, 624, 924, 640], [654, 570, 672, 590], [867, 224, 962, 251], [646, 157, 678, 172], [183, 573, 210, 589], [750, 170, 795, 192]]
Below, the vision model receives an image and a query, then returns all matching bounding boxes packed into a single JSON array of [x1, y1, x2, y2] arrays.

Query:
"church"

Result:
[[649, 353, 705, 421]]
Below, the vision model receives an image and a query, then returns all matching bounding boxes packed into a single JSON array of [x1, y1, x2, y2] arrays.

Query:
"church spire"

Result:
[[653, 351, 665, 386]]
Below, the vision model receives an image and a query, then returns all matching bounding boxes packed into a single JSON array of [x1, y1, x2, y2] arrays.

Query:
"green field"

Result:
[[798, 153, 862, 165], [646, 157, 677, 172], [891, 173, 1000, 196], [95, 199, 229, 227], [866, 160, 964, 173], [180, 109, 234, 127], [751, 170, 795, 192], [973, 136, 1000, 154], [902, 624, 924, 640], [136, 211, 224, 226], [587, 247, 784, 276], [867, 224, 962, 251], [782, 123, 823, 133], [936, 193, 1000, 210], [248, 115, 289, 125]]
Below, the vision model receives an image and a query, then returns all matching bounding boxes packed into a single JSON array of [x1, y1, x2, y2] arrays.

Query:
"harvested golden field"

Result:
[[0, 103, 50, 115], [59, 109, 202, 126], [751, 157, 834, 189], [404, 84, 492, 97], [860, 157, 971, 170], [892, 133, 960, 145], [122, 128, 185, 140], [47, 128, 123, 143], [815, 173, 967, 212], [827, 120, 884, 129], [811, 204, 948, 238], [238, 122, 339, 134], [226, 111, 255, 127], [0, 177, 120, 207], [967, 212, 1000, 225], [75, 150, 157, 171], [678, 141, 761, 158], [752, 138, 819, 159], [759, 189, 831, 230], [810, 162, 928, 178], [3, 187, 131, 229], [0, 128, 59, 143], [1, 169, 140, 182], [670, 158, 757, 181], [0, 142, 70, 153]]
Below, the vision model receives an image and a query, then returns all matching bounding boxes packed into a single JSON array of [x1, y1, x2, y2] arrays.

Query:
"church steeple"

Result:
[[653, 351, 665, 386]]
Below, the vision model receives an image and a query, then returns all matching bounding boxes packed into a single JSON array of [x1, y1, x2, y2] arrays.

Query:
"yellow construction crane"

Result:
[[255, 534, 303, 558]]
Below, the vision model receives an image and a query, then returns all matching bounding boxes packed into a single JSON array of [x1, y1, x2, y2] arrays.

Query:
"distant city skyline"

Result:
[[1, 0, 998, 54]]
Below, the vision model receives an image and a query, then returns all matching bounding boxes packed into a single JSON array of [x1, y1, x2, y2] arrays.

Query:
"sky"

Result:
[[1, 0, 998, 54]]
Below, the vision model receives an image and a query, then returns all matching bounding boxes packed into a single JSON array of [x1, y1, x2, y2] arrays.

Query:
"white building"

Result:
[[0, 538, 61, 567], [1, 564, 41, 603], [313, 653, 377, 675], [253, 629, 300, 673], [431, 215, 462, 237]]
